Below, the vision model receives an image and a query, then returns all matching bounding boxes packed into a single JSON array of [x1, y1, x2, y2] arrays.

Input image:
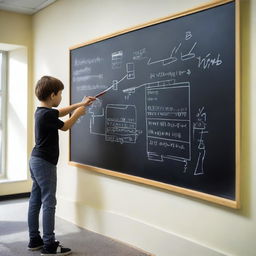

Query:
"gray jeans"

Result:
[[28, 156, 57, 245]]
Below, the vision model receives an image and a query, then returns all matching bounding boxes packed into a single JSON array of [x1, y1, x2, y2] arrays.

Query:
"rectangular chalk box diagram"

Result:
[[69, 0, 240, 208]]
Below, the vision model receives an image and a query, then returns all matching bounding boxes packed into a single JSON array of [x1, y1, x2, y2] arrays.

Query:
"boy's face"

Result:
[[52, 90, 62, 107]]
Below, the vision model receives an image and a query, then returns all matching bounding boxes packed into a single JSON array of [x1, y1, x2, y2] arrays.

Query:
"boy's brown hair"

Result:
[[35, 76, 64, 101]]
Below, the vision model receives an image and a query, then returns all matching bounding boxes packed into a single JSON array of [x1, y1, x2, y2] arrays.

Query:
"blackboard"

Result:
[[69, 0, 240, 208]]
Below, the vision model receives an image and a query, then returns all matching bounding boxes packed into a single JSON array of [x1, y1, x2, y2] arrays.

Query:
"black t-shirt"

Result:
[[31, 107, 64, 165]]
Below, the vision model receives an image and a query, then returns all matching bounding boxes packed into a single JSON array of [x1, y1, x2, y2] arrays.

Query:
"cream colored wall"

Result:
[[0, 10, 31, 46], [32, 0, 256, 255], [0, 10, 33, 195]]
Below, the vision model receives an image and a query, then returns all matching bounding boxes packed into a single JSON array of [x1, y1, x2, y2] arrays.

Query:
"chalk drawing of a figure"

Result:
[[193, 107, 208, 175]]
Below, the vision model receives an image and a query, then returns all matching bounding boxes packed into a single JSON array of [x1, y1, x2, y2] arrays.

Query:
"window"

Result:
[[0, 51, 7, 178]]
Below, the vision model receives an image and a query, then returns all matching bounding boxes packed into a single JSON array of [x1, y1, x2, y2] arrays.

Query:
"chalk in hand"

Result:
[[94, 86, 113, 98], [95, 91, 107, 98]]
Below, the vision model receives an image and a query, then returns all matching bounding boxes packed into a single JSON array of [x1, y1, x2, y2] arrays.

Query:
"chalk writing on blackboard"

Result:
[[150, 69, 191, 80], [147, 42, 182, 66], [185, 31, 192, 40], [86, 79, 194, 173], [126, 63, 135, 79], [112, 50, 123, 69], [193, 107, 208, 175], [88, 102, 142, 143], [74, 56, 103, 67], [72, 26, 226, 174], [145, 81, 191, 166], [133, 48, 147, 61], [181, 42, 197, 61], [197, 53, 222, 70], [105, 104, 139, 144]]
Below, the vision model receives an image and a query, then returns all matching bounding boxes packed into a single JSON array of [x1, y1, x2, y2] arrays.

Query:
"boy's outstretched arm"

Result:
[[60, 106, 86, 131], [58, 96, 95, 117]]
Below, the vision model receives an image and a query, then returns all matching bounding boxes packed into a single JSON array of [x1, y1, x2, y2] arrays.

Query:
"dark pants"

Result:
[[28, 156, 57, 245]]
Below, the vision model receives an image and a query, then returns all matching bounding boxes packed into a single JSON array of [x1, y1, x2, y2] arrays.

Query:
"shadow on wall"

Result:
[[74, 165, 105, 234], [72, 100, 130, 234]]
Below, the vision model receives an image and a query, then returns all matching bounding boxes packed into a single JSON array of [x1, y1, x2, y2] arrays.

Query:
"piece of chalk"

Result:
[[95, 91, 107, 98]]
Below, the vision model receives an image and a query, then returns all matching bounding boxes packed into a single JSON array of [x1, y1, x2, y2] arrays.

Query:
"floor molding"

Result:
[[0, 192, 30, 201], [57, 197, 227, 256]]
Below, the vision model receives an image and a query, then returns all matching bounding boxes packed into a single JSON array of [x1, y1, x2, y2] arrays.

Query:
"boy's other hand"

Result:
[[82, 96, 96, 106], [74, 106, 86, 117]]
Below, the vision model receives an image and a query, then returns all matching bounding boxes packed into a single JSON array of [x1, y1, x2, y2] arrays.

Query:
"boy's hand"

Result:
[[82, 96, 96, 107], [74, 106, 86, 117]]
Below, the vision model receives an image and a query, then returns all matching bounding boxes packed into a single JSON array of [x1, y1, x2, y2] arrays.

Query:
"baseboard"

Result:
[[56, 197, 227, 256], [0, 192, 30, 201]]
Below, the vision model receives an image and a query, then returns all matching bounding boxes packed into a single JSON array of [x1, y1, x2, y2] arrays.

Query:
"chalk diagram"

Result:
[[147, 42, 197, 66], [122, 79, 191, 172], [89, 78, 192, 172], [75, 31, 218, 174], [112, 50, 123, 69], [105, 104, 139, 144], [89, 103, 141, 144], [88, 60, 141, 144]]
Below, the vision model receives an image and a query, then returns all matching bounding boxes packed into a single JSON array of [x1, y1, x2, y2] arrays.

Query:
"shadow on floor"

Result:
[[0, 221, 28, 236], [1, 226, 149, 256], [0, 200, 150, 256]]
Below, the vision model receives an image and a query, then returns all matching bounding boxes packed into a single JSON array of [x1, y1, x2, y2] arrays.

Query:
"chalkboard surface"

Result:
[[69, 0, 240, 208]]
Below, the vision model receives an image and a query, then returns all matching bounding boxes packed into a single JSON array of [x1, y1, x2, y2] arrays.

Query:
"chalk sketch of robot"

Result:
[[193, 107, 208, 175]]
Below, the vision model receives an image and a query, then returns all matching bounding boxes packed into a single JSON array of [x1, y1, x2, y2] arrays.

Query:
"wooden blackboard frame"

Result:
[[69, 0, 240, 208]]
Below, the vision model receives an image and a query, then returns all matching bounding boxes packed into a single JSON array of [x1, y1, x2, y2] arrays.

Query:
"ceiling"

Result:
[[0, 0, 57, 15]]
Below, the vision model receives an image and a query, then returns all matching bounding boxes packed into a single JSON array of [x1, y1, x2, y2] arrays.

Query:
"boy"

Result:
[[28, 76, 95, 255]]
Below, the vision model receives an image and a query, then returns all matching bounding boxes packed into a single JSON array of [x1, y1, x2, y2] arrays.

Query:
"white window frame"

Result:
[[0, 50, 7, 179]]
